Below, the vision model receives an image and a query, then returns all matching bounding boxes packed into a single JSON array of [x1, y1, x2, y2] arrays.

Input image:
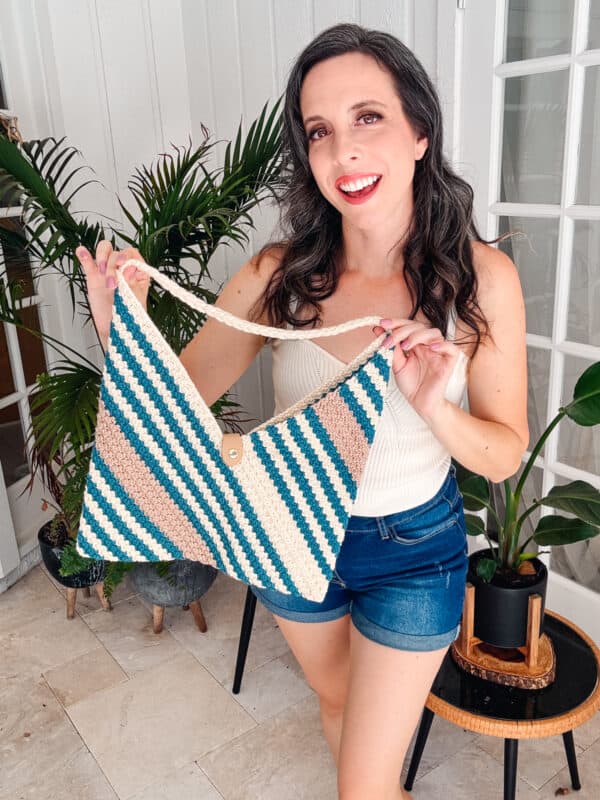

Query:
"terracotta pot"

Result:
[[467, 548, 547, 648], [38, 519, 105, 588]]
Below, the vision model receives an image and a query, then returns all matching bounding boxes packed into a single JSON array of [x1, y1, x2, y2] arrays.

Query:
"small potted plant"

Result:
[[456, 360, 600, 648]]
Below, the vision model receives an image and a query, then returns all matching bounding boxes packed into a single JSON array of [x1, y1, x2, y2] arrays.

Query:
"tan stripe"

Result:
[[313, 392, 371, 485], [95, 401, 217, 566]]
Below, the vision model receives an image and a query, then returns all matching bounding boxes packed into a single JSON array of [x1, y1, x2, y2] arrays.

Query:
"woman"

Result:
[[77, 23, 528, 800]]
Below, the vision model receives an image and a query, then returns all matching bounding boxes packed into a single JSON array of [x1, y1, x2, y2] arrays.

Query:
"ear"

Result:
[[415, 136, 428, 161]]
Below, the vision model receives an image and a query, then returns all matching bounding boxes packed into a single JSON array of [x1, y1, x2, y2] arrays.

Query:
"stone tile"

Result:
[[476, 731, 584, 790], [83, 595, 185, 677], [44, 646, 128, 708], [0, 675, 85, 800], [235, 653, 314, 722], [0, 605, 102, 683], [2, 746, 119, 800], [140, 573, 290, 686], [128, 763, 224, 800], [199, 693, 338, 800], [414, 741, 541, 799], [66, 651, 256, 800], [403, 714, 479, 778], [538, 736, 600, 798], [0, 565, 64, 636]]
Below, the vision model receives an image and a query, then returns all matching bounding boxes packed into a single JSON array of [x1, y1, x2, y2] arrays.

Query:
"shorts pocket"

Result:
[[386, 509, 459, 545]]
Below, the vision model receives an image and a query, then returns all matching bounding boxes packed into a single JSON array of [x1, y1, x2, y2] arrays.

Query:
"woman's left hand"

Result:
[[373, 318, 462, 423]]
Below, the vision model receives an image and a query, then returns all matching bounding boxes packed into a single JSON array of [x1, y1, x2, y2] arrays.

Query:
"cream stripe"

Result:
[[254, 428, 337, 568], [238, 443, 316, 592], [77, 515, 132, 561], [274, 422, 342, 550]]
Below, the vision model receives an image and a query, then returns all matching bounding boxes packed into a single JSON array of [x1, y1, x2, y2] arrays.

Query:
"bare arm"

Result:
[[179, 249, 282, 408], [424, 242, 529, 482]]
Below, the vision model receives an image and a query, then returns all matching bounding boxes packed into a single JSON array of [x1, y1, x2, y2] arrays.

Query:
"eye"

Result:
[[358, 112, 381, 126], [307, 126, 328, 142]]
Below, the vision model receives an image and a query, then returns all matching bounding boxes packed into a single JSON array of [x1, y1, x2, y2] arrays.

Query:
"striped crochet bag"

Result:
[[76, 259, 393, 602]]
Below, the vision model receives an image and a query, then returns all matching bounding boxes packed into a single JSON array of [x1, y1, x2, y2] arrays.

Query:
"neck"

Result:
[[339, 203, 414, 278]]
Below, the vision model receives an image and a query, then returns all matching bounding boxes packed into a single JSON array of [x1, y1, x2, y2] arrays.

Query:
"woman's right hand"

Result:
[[75, 242, 151, 347]]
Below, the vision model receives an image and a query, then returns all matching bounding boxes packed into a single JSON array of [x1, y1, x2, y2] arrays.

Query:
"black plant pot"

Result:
[[38, 519, 105, 589], [130, 560, 218, 607], [468, 548, 548, 649]]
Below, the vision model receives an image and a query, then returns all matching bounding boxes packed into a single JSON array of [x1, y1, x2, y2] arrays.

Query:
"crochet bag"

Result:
[[75, 259, 393, 601]]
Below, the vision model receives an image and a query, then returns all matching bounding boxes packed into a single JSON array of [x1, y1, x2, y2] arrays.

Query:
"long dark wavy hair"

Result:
[[251, 23, 493, 353]]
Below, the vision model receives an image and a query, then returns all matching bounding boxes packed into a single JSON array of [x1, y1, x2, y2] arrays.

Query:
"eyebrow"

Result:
[[302, 100, 387, 127]]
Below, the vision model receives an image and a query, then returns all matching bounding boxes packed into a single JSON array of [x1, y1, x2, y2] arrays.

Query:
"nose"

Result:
[[331, 129, 361, 165]]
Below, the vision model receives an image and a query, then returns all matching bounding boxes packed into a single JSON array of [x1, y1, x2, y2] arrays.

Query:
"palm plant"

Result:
[[456, 360, 600, 582], [0, 103, 283, 596]]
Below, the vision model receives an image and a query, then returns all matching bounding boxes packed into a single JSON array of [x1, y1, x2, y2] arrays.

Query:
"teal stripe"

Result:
[[338, 381, 374, 441], [265, 425, 340, 557], [251, 433, 331, 579]]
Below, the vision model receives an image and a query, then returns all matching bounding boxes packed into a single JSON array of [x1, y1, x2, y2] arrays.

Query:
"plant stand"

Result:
[[66, 583, 112, 618], [451, 583, 556, 688]]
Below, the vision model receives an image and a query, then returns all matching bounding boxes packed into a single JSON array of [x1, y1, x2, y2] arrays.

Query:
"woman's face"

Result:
[[299, 52, 428, 226]]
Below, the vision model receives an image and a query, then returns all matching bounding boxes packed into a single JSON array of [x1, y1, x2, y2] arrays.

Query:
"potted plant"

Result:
[[456, 360, 600, 648], [0, 103, 282, 607]]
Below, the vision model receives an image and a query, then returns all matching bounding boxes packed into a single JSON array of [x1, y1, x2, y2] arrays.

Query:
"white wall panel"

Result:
[[2, 0, 446, 431]]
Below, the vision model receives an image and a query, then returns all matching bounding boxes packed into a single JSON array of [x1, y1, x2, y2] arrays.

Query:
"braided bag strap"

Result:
[[117, 258, 384, 340]]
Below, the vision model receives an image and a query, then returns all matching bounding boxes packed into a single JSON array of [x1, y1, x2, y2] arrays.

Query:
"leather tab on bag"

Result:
[[221, 433, 244, 467]]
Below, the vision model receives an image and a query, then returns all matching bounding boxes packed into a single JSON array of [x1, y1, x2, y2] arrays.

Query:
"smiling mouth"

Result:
[[336, 175, 382, 202]]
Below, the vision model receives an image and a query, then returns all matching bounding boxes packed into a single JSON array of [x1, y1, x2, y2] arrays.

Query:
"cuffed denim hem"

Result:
[[251, 587, 351, 623], [351, 605, 461, 652]]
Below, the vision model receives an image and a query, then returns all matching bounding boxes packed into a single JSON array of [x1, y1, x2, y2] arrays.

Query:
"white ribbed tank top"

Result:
[[271, 309, 469, 516]]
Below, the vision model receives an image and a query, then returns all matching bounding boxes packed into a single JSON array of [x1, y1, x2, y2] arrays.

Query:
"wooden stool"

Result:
[[151, 599, 208, 634], [66, 582, 112, 618]]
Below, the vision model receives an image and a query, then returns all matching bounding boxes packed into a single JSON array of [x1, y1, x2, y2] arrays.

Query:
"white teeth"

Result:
[[339, 175, 380, 192]]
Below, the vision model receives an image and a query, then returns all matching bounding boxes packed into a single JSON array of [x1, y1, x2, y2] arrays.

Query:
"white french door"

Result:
[[459, 0, 600, 640]]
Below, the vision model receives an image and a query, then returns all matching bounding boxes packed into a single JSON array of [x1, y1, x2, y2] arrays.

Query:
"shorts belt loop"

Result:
[[376, 517, 390, 540]]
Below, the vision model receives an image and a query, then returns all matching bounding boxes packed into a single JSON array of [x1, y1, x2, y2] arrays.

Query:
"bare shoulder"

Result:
[[215, 245, 285, 325], [470, 239, 524, 318]]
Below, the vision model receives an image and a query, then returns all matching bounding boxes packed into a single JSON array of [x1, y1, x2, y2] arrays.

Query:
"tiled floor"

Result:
[[2, 563, 600, 799]]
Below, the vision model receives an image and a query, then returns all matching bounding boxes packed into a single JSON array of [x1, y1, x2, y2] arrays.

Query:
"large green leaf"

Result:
[[458, 474, 490, 511], [533, 514, 600, 546], [565, 361, 600, 426], [464, 513, 486, 537], [540, 480, 600, 526]]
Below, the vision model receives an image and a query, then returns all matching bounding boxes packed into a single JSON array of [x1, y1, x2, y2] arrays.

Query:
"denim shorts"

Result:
[[251, 465, 469, 652]]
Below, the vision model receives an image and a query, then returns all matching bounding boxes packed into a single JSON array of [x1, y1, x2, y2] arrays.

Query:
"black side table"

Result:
[[405, 610, 600, 800]]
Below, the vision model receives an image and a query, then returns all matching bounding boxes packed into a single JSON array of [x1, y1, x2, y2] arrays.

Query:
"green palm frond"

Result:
[[29, 360, 101, 463]]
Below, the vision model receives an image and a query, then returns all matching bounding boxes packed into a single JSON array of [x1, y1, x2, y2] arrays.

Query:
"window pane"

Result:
[[550, 475, 600, 592], [505, 0, 574, 63], [0, 218, 34, 295], [589, 0, 600, 49], [498, 216, 558, 336], [557, 356, 600, 473], [0, 403, 29, 486], [527, 347, 551, 454], [575, 66, 600, 205], [0, 323, 16, 397], [567, 221, 600, 346], [17, 305, 46, 387], [501, 71, 568, 203]]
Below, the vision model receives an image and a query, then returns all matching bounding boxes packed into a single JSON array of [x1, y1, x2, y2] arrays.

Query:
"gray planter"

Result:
[[131, 560, 217, 607]]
